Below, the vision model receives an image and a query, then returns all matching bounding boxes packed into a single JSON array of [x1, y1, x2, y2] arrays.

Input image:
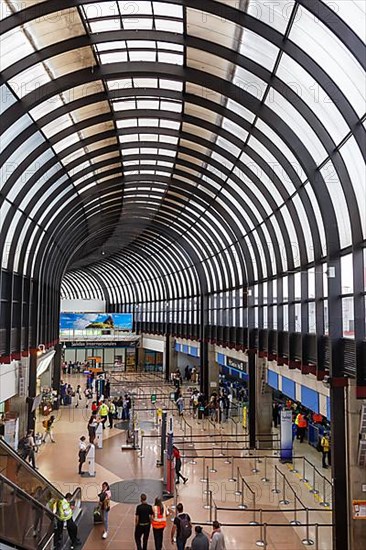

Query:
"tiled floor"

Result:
[[35, 374, 333, 549]]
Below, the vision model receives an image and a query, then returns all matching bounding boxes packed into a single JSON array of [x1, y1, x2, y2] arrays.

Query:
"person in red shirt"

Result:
[[172, 446, 188, 485]]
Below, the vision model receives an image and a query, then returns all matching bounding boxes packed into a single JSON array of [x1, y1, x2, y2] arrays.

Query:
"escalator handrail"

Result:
[[0, 473, 56, 520], [0, 437, 64, 499]]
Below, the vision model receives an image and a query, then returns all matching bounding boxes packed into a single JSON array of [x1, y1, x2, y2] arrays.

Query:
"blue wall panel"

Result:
[[301, 386, 319, 413], [267, 370, 279, 389], [282, 377, 296, 400], [326, 396, 331, 419], [217, 353, 226, 366]]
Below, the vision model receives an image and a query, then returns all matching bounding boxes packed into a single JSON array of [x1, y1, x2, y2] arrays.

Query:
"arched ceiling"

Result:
[[0, 0, 365, 303]]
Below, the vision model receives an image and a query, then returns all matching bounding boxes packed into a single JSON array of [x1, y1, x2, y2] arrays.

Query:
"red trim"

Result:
[[22, 350, 29, 357], [332, 377, 348, 388], [356, 386, 366, 399], [0, 355, 11, 364], [12, 352, 21, 360]]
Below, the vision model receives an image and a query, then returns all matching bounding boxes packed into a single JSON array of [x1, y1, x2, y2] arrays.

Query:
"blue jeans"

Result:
[[102, 510, 109, 532], [177, 539, 186, 550]]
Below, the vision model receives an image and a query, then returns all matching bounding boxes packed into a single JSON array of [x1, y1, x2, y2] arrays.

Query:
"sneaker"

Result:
[[183, 477, 188, 484], [102, 531, 108, 539]]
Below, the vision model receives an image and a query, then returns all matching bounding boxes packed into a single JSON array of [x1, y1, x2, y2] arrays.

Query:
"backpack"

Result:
[[178, 514, 192, 540], [42, 420, 48, 428]]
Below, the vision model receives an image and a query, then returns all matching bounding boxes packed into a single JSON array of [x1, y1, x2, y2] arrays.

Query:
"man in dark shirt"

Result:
[[171, 503, 192, 550], [134, 493, 153, 550]]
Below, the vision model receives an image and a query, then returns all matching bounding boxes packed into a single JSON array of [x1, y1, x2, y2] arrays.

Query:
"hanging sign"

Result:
[[280, 409, 293, 463]]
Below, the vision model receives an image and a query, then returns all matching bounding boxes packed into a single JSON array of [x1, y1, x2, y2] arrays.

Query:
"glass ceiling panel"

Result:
[[289, 6, 365, 117], [247, 0, 296, 34], [277, 53, 350, 144]]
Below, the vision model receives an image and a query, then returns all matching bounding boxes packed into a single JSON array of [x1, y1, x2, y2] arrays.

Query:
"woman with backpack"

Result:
[[151, 497, 169, 550], [98, 481, 111, 539]]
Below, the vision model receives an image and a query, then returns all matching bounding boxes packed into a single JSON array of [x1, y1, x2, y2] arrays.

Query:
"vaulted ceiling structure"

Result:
[[0, 0, 365, 307]]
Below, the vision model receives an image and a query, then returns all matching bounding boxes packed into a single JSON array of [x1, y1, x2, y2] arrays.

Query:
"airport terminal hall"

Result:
[[0, 1, 366, 549]]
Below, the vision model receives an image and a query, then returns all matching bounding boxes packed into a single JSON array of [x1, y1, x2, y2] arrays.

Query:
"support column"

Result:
[[165, 334, 177, 382], [248, 346, 256, 450], [347, 380, 366, 550], [27, 348, 37, 432], [207, 344, 219, 393], [52, 343, 62, 392], [255, 356, 273, 449], [200, 340, 209, 398]]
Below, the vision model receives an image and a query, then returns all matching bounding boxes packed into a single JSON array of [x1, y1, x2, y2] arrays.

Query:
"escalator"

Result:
[[0, 438, 82, 550]]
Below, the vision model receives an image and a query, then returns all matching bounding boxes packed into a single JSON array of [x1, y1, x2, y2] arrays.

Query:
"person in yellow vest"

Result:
[[321, 432, 331, 468], [49, 493, 81, 549], [151, 497, 169, 550], [98, 401, 109, 429]]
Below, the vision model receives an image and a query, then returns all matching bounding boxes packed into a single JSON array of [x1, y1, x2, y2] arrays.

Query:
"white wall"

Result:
[[142, 335, 165, 352], [61, 299, 106, 312], [0, 361, 19, 403]]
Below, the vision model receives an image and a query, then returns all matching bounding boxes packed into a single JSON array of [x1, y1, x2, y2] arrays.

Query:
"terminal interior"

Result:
[[0, 1, 365, 549]]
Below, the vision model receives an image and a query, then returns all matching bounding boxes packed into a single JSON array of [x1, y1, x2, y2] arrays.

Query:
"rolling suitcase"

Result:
[[93, 506, 103, 524]]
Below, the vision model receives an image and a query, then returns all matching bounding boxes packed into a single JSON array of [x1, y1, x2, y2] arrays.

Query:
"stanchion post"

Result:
[[271, 466, 280, 494], [219, 433, 224, 457], [255, 509, 265, 547], [238, 479, 247, 509], [200, 457, 207, 482], [309, 467, 319, 495], [252, 452, 259, 473], [235, 468, 242, 496], [315, 524, 319, 550], [224, 443, 231, 464], [261, 457, 269, 482], [210, 447, 217, 473], [290, 494, 301, 526], [300, 457, 308, 483], [204, 486, 211, 510], [279, 474, 289, 505], [290, 455, 298, 474], [229, 457, 236, 482], [249, 495, 258, 525], [319, 477, 330, 507], [302, 508, 315, 546], [203, 466, 210, 496]]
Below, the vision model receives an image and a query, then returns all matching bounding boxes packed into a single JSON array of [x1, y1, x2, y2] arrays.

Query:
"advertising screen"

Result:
[[60, 313, 133, 331]]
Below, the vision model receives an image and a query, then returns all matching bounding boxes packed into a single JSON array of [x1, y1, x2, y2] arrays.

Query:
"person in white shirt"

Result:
[[210, 521, 226, 550], [78, 435, 90, 475]]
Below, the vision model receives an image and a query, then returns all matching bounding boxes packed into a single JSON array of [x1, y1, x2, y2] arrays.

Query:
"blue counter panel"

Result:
[[282, 377, 295, 400], [267, 370, 279, 389], [301, 386, 319, 413]]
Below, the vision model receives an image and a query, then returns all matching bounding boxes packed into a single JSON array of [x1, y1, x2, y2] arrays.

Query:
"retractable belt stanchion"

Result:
[[203, 466, 210, 498], [261, 457, 269, 482], [200, 457, 207, 482], [255, 510, 265, 547], [224, 443, 231, 464], [238, 478, 247, 509], [235, 468, 242, 496], [309, 467, 319, 495], [302, 508, 315, 546], [300, 457, 308, 483], [279, 471, 290, 505], [252, 451, 259, 473], [290, 494, 302, 526], [271, 466, 280, 494], [319, 477, 330, 508], [229, 457, 236, 482], [210, 448, 217, 473]]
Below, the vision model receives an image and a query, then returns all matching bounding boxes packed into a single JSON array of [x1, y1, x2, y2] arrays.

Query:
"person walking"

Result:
[[135, 493, 153, 550], [171, 503, 192, 550], [173, 446, 188, 484], [321, 432, 331, 468], [98, 481, 112, 539], [42, 415, 56, 443], [108, 400, 116, 428], [78, 436, 90, 475], [151, 497, 168, 550], [210, 521, 226, 550], [191, 526, 209, 550], [19, 430, 37, 469], [98, 401, 109, 429], [75, 385, 82, 408]]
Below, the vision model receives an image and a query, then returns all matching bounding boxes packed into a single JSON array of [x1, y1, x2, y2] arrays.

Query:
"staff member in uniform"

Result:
[[151, 497, 169, 550]]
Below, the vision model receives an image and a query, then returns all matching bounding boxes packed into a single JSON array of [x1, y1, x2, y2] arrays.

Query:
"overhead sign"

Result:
[[227, 357, 247, 372], [64, 341, 137, 348], [280, 409, 293, 463], [60, 313, 133, 331]]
